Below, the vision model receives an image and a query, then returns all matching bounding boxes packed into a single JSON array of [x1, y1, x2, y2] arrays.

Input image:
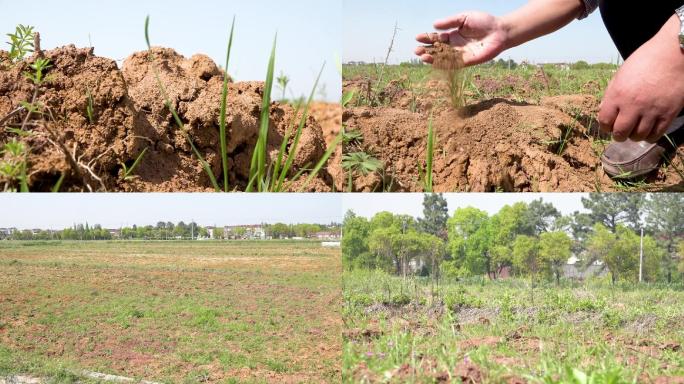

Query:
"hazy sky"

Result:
[[0, 0, 341, 101], [344, 0, 617, 64], [343, 193, 590, 219], [0, 194, 342, 229]]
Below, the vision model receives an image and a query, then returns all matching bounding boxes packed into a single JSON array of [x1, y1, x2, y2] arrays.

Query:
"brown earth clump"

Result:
[[0, 45, 334, 192], [342, 90, 684, 192]]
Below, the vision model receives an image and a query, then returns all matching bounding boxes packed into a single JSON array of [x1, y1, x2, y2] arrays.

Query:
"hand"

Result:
[[599, 15, 684, 143], [415, 11, 509, 67]]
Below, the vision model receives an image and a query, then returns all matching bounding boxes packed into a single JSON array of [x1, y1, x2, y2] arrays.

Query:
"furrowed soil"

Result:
[[343, 270, 684, 383], [341, 44, 684, 192], [0, 46, 340, 192], [0, 241, 341, 383]]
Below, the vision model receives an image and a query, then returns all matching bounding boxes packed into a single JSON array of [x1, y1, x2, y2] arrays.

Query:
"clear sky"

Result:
[[0, 194, 342, 230], [344, 0, 617, 64], [0, 0, 341, 102], [343, 193, 590, 219]]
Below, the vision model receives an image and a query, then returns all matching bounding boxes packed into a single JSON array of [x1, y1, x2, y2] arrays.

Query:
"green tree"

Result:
[[418, 194, 449, 240], [447, 207, 492, 277], [587, 224, 663, 284], [368, 226, 400, 272], [512, 235, 539, 280], [645, 194, 684, 282], [538, 231, 572, 284], [524, 198, 561, 235], [488, 202, 530, 277], [342, 210, 371, 270], [212, 227, 224, 240], [582, 193, 645, 232]]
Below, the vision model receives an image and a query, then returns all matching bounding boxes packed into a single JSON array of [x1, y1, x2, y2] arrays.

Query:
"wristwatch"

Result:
[[678, 5, 684, 49]]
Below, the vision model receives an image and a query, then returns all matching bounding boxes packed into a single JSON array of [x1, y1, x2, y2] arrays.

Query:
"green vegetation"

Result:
[[0, 241, 341, 383], [0, 139, 29, 192], [6, 24, 34, 63], [342, 152, 384, 192], [343, 193, 684, 382], [120, 147, 148, 181], [343, 60, 617, 108]]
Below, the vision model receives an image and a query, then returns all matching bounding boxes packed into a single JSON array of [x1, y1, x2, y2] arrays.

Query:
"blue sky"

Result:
[[0, 0, 341, 101], [343, 193, 590, 219], [344, 0, 617, 64], [0, 194, 342, 229]]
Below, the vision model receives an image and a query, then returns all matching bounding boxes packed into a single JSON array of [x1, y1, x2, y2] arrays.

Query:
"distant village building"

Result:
[[313, 231, 341, 240], [223, 225, 267, 240], [562, 258, 607, 280]]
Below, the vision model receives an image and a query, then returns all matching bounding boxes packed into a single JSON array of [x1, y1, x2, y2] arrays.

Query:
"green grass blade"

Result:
[[124, 147, 149, 179], [252, 34, 277, 192], [219, 17, 236, 192], [275, 64, 325, 192], [19, 158, 28, 193], [51, 172, 65, 193], [425, 112, 434, 193], [296, 133, 342, 193], [271, 103, 302, 191]]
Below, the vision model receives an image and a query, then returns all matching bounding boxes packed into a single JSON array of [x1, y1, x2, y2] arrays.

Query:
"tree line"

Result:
[[2, 221, 341, 241], [342, 194, 684, 284]]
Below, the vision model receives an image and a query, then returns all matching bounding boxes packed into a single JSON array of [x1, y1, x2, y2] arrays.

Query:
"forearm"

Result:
[[501, 0, 586, 49]]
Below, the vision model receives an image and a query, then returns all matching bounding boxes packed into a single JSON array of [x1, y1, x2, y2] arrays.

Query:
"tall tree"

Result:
[[645, 194, 684, 282], [342, 211, 371, 270], [418, 194, 449, 240], [523, 198, 561, 235], [447, 207, 492, 277], [581, 193, 645, 232]]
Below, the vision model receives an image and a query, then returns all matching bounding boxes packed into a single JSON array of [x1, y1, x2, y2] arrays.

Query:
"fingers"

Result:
[[611, 112, 639, 142], [416, 32, 449, 44], [598, 102, 619, 135], [646, 118, 671, 143], [434, 13, 468, 31], [630, 115, 656, 142]]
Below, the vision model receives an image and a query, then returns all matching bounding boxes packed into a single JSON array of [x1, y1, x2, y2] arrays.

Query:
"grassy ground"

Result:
[[343, 270, 684, 383], [343, 63, 616, 106], [0, 240, 341, 383]]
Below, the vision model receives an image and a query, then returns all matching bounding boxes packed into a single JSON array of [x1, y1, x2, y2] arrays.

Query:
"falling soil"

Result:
[[343, 84, 684, 192], [0, 45, 337, 192]]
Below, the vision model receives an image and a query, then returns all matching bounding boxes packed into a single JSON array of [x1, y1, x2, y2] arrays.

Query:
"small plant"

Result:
[[276, 71, 290, 101], [420, 113, 435, 192], [85, 88, 95, 124], [121, 147, 149, 181], [6, 25, 35, 63], [342, 129, 364, 146], [218, 17, 236, 192], [341, 151, 383, 192], [23, 58, 52, 85], [0, 139, 29, 192]]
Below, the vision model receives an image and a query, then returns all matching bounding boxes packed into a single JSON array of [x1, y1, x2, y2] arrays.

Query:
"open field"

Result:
[[0, 240, 341, 383], [341, 62, 684, 192], [343, 270, 684, 383]]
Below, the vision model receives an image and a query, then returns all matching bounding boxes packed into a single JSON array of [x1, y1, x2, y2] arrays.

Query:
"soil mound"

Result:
[[344, 94, 624, 192], [0, 45, 331, 192]]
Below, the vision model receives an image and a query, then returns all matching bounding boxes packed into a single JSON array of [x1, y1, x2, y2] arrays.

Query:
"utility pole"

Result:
[[639, 228, 644, 283]]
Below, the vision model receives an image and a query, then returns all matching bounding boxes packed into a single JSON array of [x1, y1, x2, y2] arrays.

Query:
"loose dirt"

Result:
[[342, 45, 684, 192], [0, 45, 338, 192]]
